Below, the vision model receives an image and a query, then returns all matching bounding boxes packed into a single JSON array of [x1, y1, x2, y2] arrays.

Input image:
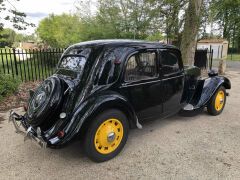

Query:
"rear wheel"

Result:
[[83, 109, 129, 162], [207, 86, 226, 116]]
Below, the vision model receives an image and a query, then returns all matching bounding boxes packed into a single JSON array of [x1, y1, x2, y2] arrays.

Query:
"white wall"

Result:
[[197, 43, 227, 59]]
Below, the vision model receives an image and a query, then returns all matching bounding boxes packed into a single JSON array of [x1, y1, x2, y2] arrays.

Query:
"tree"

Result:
[[180, 0, 204, 65], [37, 14, 82, 48], [210, 0, 240, 52], [75, 0, 191, 45], [15, 33, 37, 42], [155, 0, 187, 44], [146, 32, 163, 41], [0, 28, 16, 47], [76, 0, 162, 40], [0, 0, 34, 31], [197, 0, 211, 38]]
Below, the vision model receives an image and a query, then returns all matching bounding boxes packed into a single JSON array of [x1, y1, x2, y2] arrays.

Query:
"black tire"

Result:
[[27, 76, 64, 128], [83, 109, 129, 162], [207, 86, 226, 116]]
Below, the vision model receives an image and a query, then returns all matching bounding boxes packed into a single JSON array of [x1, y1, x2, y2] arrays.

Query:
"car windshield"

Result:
[[58, 48, 91, 71]]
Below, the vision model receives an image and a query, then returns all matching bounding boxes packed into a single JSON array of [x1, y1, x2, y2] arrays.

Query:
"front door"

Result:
[[159, 49, 184, 114], [119, 49, 163, 121]]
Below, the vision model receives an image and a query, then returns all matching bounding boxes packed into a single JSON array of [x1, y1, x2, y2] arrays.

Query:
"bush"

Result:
[[0, 74, 20, 101]]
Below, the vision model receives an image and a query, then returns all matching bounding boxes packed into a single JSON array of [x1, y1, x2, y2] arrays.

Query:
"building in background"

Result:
[[197, 39, 228, 59], [19, 42, 38, 49]]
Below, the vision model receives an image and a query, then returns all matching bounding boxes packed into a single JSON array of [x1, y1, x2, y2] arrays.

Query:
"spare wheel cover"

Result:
[[27, 76, 63, 127]]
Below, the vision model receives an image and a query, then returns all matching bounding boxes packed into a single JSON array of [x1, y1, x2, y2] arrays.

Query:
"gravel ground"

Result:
[[213, 60, 240, 72], [0, 71, 240, 180]]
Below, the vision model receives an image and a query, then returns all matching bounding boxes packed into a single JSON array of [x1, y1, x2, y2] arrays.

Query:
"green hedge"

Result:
[[0, 74, 20, 101]]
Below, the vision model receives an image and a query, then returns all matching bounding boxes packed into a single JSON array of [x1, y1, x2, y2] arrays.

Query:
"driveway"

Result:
[[0, 71, 240, 180], [212, 60, 240, 71]]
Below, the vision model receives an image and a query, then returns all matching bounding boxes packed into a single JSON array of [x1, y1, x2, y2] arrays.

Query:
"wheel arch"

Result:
[[80, 99, 137, 135], [62, 93, 138, 143], [221, 76, 231, 89], [190, 76, 231, 109]]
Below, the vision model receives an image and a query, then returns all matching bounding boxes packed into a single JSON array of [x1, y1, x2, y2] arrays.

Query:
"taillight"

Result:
[[23, 104, 28, 111], [57, 131, 65, 138]]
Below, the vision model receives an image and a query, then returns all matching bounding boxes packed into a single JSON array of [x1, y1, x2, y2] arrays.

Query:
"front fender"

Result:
[[191, 76, 231, 109], [61, 91, 139, 144]]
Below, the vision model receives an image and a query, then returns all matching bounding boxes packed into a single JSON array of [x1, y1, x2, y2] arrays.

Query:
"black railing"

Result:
[[1, 48, 214, 82], [0, 48, 64, 81], [194, 49, 213, 70]]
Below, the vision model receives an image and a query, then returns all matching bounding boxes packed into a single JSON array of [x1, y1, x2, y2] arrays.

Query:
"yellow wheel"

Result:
[[215, 90, 225, 111], [84, 109, 129, 162], [94, 118, 124, 154], [207, 86, 226, 115]]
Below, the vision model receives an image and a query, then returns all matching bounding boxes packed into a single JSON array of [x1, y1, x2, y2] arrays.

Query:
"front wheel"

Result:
[[207, 86, 226, 116], [83, 109, 129, 162]]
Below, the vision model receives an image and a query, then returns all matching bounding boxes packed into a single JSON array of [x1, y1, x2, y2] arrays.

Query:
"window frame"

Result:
[[123, 49, 160, 84], [159, 49, 183, 77], [94, 46, 134, 86]]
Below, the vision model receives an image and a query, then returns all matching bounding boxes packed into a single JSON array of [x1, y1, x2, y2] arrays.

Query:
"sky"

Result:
[[3, 0, 215, 36], [3, 0, 85, 34]]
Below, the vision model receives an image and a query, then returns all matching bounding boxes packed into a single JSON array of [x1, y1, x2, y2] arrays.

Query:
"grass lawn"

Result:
[[227, 54, 240, 61]]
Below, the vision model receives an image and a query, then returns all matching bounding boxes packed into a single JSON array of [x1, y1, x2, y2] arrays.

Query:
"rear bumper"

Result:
[[9, 110, 47, 148]]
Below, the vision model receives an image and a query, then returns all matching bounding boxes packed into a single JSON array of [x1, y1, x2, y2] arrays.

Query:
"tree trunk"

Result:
[[180, 0, 203, 65], [223, 11, 229, 39]]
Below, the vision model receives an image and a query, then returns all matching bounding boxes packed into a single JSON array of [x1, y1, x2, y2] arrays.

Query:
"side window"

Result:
[[96, 47, 134, 85], [160, 50, 180, 75], [125, 51, 157, 82]]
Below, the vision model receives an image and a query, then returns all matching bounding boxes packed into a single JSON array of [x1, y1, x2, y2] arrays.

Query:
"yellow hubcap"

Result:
[[215, 90, 225, 111], [94, 118, 123, 154]]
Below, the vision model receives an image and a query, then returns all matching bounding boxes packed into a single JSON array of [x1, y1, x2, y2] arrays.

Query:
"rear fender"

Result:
[[190, 76, 231, 109], [61, 92, 139, 144]]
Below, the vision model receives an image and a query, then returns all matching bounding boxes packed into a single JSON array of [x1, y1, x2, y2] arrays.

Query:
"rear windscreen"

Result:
[[58, 48, 91, 71]]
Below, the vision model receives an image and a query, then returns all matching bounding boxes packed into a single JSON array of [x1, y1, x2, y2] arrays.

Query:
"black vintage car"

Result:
[[10, 40, 231, 162]]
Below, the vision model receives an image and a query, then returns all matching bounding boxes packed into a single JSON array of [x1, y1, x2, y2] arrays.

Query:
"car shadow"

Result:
[[45, 110, 209, 163]]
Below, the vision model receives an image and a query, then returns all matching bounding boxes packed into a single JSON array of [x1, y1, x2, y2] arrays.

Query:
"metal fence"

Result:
[[0, 48, 64, 81], [0, 48, 214, 82], [194, 49, 213, 70]]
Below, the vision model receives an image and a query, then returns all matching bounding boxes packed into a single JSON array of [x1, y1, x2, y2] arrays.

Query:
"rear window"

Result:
[[58, 48, 91, 71], [59, 56, 86, 71]]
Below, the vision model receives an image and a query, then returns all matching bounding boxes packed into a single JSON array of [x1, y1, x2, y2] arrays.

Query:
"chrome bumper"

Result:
[[9, 110, 47, 148]]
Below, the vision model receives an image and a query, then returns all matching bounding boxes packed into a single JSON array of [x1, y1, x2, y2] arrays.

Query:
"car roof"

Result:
[[69, 39, 178, 50]]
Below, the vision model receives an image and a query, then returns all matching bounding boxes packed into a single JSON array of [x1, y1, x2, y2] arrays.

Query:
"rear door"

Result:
[[159, 49, 184, 114]]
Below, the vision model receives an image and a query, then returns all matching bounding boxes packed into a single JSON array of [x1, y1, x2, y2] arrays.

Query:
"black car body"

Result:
[[10, 40, 231, 162]]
